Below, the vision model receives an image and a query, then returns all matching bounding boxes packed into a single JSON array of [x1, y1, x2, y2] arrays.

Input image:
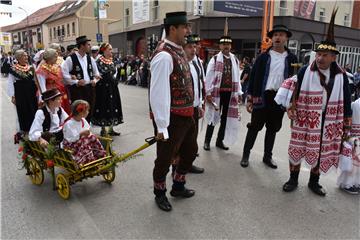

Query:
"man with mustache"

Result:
[[203, 34, 242, 151], [240, 25, 298, 169], [149, 12, 196, 212], [282, 9, 352, 196]]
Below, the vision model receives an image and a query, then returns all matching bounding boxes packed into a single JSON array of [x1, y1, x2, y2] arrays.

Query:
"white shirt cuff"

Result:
[[157, 127, 169, 140]]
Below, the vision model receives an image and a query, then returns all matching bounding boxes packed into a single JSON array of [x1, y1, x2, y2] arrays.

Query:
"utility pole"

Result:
[[97, 0, 100, 45]]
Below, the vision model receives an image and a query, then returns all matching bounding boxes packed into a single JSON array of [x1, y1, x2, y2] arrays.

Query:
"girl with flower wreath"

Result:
[[91, 42, 123, 136], [36, 48, 71, 114], [7, 49, 38, 135], [63, 100, 106, 166]]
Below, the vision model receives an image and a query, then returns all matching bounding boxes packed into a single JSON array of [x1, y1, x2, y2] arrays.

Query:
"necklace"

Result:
[[14, 63, 30, 72], [41, 63, 60, 75], [99, 55, 113, 65]]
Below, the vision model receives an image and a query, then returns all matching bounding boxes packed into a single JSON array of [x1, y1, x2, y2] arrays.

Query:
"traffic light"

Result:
[[0, 0, 12, 5]]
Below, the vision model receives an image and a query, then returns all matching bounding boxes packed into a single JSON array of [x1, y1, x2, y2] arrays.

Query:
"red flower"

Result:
[[18, 146, 23, 153], [22, 154, 28, 160], [46, 160, 54, 168]]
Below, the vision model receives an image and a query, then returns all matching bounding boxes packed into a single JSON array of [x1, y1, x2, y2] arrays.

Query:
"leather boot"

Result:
[[308, 173, 326, 196], [283, 171, 299, 192], [240, 152, 250, 167], [204, 125, 214, 151], [263, 130, 277, 169]]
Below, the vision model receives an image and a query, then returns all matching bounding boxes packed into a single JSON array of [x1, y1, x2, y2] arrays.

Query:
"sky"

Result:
[[0, 0, 65, 28]]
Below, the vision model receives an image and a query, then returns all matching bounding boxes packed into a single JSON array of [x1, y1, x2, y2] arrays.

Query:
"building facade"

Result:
[[44, 0, 122, 49], [1, 3, 63, 52], [109, 0, 360, 71]]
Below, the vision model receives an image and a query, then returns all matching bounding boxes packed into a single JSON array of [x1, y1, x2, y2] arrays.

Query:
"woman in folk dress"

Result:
[[91, 42, 123, 136], [36, 48, 71, 113]]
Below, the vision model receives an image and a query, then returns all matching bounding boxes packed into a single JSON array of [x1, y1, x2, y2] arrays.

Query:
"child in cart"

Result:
[[62, 100, 106, 166], [29, 88, 68, 146]]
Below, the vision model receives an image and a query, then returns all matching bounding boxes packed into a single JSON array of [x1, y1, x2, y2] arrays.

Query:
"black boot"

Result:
[[240, 129, 258, 167], [263, 130, 277, 169], [308, 173, 326, 196], [155, 195, 172, 211], [204, 125, 214, 151], [216, 140, 229, 150], [240, 152, 249, 168], [283, 171, 299, 192]]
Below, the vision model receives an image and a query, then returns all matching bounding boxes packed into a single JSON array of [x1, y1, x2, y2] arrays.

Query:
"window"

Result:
[[152, 0, 159, 21], [67, 23, 70, 36], [37, 28, 41, 43], [72, 22, 75, 35], [61, 25, 65, 36], [344, 14, 350, 27], [279, 0, 287, 16], [319, 7, 326, 22], [53, 27, 56, 38], [57, 26, 60, 37], [125, 8, 130, 27], [49, 28, 52, 39]]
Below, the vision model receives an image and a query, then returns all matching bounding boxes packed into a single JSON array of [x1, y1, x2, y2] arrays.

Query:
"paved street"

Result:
[[1, 76, 359, 239]]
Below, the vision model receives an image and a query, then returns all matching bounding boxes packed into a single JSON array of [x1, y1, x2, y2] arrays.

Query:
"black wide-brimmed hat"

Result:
[[267, 24, 292, 38], [219, 36, 232, 44], [42, 88, 62, 101], [76, 35, 91, 45], [164, 11, 190, 26], [185, 34, 201, 44], [315, 7, 340, 55], [66, 44, 76, 52]]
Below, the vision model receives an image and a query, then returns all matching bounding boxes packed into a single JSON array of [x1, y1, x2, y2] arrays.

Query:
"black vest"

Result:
[[69, 53, 94, 80], [41, 106, 62, 132]]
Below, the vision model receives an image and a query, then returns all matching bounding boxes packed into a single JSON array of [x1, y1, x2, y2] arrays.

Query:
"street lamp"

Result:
[[18, 6, 31, 54]]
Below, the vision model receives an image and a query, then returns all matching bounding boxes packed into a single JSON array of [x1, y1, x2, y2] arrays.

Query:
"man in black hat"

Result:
[[149, 11, 197, 212], [240, 24, 298, 169], [62, 35, 100, 122], [174, 34, 206, 174], [203, 35, 242, 151], [282, 9, 352, 196]]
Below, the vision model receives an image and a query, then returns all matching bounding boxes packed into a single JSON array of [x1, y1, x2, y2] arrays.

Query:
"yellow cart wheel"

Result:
[[102, 166, 116, 183], [28, 158, 44, 185], [56, 173, 71, 200]]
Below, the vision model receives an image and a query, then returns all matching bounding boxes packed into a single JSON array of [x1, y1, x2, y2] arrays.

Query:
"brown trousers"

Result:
[[153, 113, 198, 182]]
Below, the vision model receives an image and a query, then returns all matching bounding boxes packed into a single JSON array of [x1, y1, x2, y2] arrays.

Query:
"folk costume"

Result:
[[172, 34, 206, 174], [8, 63, 38, 132], [91, 54, 124, 132], [61, 36, 100, 122], [29, 89, 68, 143], [282, 9, 352, 196], [337, 98, 360, 194], [150, 12, 198, 211], [240, 25, 298, 169], [62, 101, 105, 166], [204, 34, 243, 151], [36, 61, 71, 113]]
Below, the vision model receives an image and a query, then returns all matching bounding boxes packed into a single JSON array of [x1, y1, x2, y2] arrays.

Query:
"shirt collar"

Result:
[[46, 105, 59, 114], [76, 51, 87, 59]]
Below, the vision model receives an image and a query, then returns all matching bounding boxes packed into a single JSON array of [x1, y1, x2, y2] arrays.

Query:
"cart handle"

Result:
[[145, 136, 157, 145]]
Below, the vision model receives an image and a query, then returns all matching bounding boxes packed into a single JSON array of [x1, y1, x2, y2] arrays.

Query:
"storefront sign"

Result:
[[132, 0, 150, 24], [213, 0, 263, 16]]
